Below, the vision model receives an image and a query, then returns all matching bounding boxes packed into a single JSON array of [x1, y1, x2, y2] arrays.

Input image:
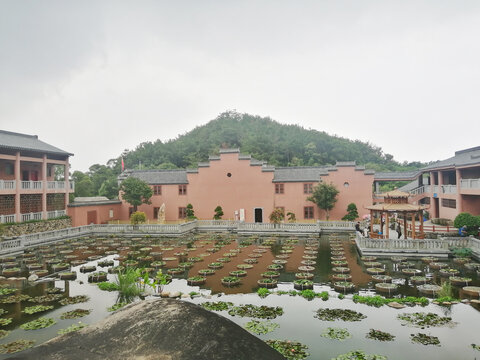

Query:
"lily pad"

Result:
[[59, 295, 89, 305], [228, 304, 283, 319], [60, 309, 92, 319], [244, 320, 280, 335], [22, 305, 54, 314], [57, 322, 87, 335], [0, 339, 35, 354], [397, 312, 453, 328], [266, 339, 309, 360], [315, 308, 366, 322], [366, 328, 395, 341], [320, 327, 351, 341], [200, 301, 233, 311], [410, 332, 440, 346], [20, 317, 56, 330]]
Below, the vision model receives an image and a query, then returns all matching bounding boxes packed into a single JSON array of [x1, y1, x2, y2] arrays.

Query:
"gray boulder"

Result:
[[8, 298, 285, 360]]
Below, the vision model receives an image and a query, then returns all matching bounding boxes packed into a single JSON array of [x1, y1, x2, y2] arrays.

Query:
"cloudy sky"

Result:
[[1, 1, 479, 172]]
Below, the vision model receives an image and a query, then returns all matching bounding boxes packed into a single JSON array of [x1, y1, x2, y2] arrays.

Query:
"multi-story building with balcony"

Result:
[[0, 130, 74, 223], [374, 146, 480, 220]]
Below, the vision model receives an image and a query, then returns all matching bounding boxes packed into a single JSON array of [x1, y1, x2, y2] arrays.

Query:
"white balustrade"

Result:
[[47, 210, 67, 219], [0, 214, 16, 223], [47, 181, 66, 189], [460, 178, 480, 189], [441, 185, 457, 194], [21, 181, 43, 190], [21, 212, 43, 222], [0, 180, 15, 190]]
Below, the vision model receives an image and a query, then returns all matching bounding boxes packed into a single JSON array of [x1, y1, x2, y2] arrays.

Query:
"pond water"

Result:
[[0, 233, 479, 359]]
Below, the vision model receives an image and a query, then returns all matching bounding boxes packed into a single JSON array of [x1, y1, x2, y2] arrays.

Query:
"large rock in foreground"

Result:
[[9, 298, 285, 360]]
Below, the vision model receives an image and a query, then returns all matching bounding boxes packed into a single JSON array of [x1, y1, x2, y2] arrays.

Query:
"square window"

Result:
[[153, 185, 162, 195], [304, 206, 314, 219], [275, 183, 284, 194], [179, 185, 187, 195], [304, 183, 313, 194]]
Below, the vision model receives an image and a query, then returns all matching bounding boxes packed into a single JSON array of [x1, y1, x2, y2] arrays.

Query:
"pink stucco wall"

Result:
[[68, 202, 122, 227], [115, 152, 374, 223]]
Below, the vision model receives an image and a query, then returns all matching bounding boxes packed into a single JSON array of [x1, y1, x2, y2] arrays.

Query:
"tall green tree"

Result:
[[99, 178, 119, 199], [119, 177, 153, 212], [307, 182, 339, 220], [72, 171, 94, 198]]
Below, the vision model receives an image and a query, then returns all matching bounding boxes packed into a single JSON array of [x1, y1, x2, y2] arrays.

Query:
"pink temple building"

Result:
[[114, 149, 375, 223], [0, 130, 74, 223]]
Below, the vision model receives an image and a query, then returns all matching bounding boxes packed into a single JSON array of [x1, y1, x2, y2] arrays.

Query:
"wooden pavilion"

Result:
[[366, 189, 428, 239]]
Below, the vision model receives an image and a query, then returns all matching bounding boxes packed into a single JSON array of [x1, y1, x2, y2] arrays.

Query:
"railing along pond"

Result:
[[0, 220, 357, 255]]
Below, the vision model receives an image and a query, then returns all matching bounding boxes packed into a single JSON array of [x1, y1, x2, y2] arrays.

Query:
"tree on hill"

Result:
[[119, 177, 153, 212], [307, 182, 339, 220]]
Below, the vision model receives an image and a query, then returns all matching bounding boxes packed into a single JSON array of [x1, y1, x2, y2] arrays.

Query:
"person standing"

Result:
[[396, 222, 402, 239]]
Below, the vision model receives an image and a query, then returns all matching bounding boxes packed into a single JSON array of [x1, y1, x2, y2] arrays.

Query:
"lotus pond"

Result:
[[0, 233, 479, 359]]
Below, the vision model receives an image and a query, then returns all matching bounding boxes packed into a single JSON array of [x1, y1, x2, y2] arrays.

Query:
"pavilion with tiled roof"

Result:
[[366, 189, 427, 239]]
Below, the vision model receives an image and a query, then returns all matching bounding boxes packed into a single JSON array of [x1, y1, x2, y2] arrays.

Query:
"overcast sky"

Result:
[[1, 1, 479, 172]]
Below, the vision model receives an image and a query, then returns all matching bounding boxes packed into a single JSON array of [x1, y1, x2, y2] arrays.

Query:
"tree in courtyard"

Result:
[[342, 203, 359, 221], [130, 211, 147, 225], [119, 177, 153, 212], [307, 182, 339, 220], [269, 208, 285, 224], [186, 203, 196, 220], [454, 212, 480, 236], [286, 211, 296, 223], [213, 206, 224, 220]]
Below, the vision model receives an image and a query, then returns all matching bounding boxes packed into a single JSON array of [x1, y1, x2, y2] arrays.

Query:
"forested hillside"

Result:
[[72, 111, 425, 199]]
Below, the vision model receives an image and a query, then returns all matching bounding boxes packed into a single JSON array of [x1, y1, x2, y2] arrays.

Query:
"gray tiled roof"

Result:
[[421, 146, 480, 170], [0, 130, 73, 156], [273, 167, 330, 182], [374, 171, 422, 181], [119, 169, 188, 185]]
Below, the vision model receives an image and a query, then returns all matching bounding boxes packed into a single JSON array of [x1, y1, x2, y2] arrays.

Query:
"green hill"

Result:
[[74, 111, 424, 198]]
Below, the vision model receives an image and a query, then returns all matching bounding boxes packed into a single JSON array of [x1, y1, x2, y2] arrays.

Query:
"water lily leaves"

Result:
[[410, 333, 440, 346], [266, 339, 309, 360], [228, 304, 284, 319], [60, 309, 92, 319], [244, 320, 280, 335], [314, 308, 366, 322], [366, 329, 395, 342], [0, 339, 35, 354], [397, 312, 453, 328], [199, 301, 233, 311], [20, 317, 56, 330], [22, 305, 54, 314], [57, 322, 87, 335], [320, 327, 351, 341]]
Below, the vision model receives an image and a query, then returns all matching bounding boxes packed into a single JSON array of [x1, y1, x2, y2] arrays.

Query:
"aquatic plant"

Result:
[[60, 309, 91, 319], [22, 305, 54, 314], [0, 330, 9, 339], [107, 302, 128, 312], [0, 295, 31, 304], [266, 339, 309, 360], [321, 327, 351, 341], [410, 333, 440, 346], [257, 287, 271, 298], [314, 308, 366, 322], [97, 282, 120, 291], [352, 295, 429, 308], [0, 287, 16, 296], [57, 322, 87, 335], [59, 295, 89, 305], [366, 329, 395, 342], [0, 339, 35, 354], [397, 312, 453, 328], [20, 317, 56, 330], [200, 301, 233, 311], [332, 350, 387, 360], [228, 304, 284, 319], [0, 318, 12, 327], [245, 320, 280, 335]]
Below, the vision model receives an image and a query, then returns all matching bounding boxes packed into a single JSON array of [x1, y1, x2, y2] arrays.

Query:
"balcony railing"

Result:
[[47, 181, 65, 189], [21, 181, 43, 190], [21, 212, 43, 222], [441, 184, 457, 194], [0, 180, 16, 190], [460, 178, 480, 189], [0, 214, 16, 223], [47, 210, 66, 219]]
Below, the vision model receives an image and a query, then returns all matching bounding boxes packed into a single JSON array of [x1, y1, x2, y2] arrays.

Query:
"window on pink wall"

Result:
[[303, 183, 313, 194], [275, 183, 284, 194], [304, 206, 314, 219], [179, 185, 187, 195], [153, 185, 162, 195]]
